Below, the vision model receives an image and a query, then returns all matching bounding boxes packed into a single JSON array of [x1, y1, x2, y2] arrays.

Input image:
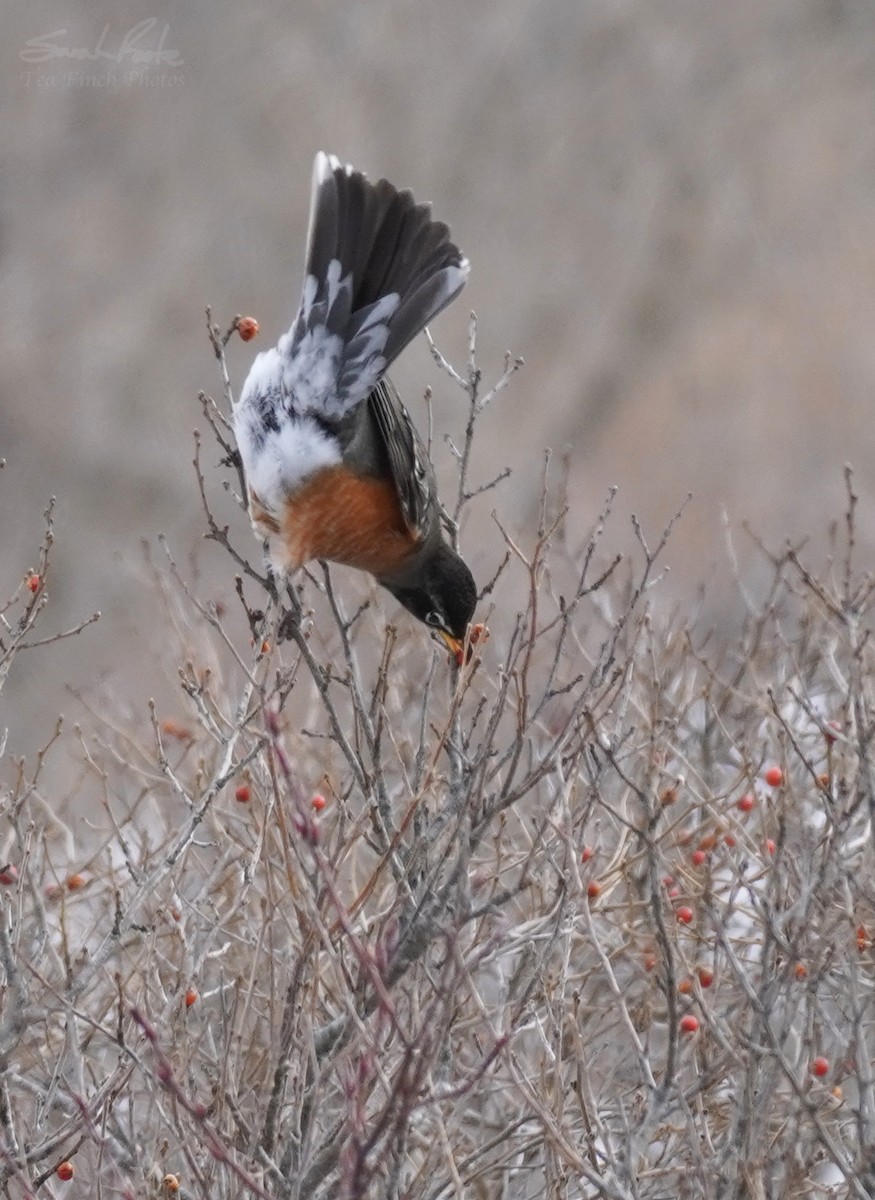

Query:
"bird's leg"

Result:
[[255, 541, 304, 643], [234, 576, 267, 642], [256, 543, 280, 603], [278, 581, 304, 643], [255, 544, 300, 643]]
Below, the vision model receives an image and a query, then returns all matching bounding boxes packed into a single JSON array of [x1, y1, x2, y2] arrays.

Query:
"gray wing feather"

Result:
[[367, 378, 435, 536]]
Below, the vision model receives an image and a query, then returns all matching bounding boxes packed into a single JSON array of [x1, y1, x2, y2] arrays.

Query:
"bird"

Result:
[[232, 151, 479, 662]]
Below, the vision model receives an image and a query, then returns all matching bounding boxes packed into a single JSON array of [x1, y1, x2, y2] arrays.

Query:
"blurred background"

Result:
[[3, 0, 875, 752]]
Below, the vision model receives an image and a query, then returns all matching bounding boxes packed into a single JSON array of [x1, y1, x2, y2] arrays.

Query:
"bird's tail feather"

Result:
[[289, 153, 468, 409]]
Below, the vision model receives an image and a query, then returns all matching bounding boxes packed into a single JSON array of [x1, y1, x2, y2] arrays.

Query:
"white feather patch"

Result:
[[280, 325, 345, 412], [233, 405, 341, 515]]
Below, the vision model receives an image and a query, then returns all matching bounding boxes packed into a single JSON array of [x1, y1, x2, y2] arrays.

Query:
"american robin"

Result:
[[233, 152, 478, 660]]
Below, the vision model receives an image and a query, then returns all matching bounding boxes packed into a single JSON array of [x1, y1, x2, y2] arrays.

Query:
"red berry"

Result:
[[0, 864, 18, 886], [691, 850, 708, 868], [724, 834, 736, 848], [237, 316, 260, 342], [587, 880, 601, 899], [643, 952, 657, 972], [66, 873, 85, 891], [581, 845, 594, 863], [667, 885, 681, 899], [677, 978, 692, 994], [234, 783, 250, 803], [680, 1014, 699, 1033], [57, 1162, 74, 1181], [450, 622, 488, 666], [857, 924, 869, 954], [737, 793, 755, 813], [27, 574, 40, 593], [697, 967, 714, 988], [311, 794, 327, 811], [160, 718, 192, 741], [764, 765, 783, 787], [795, 962, 807, 980], [676, 905, 694, 924], [765, 838, 776, 856], [468, 623, 488, 653], [185, 988, 197, 1008], [811, 1056, 829, 1077]]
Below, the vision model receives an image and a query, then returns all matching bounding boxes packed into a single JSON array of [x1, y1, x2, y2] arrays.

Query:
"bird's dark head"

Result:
[[384, 543, 478, 662]]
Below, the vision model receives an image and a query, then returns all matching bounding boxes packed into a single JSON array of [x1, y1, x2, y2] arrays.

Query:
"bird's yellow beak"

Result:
[[437, 629, 466, 666], [436, 623, 489, 667]]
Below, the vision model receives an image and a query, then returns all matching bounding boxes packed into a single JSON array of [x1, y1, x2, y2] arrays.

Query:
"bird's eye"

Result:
[[425, 610, 444, 629]]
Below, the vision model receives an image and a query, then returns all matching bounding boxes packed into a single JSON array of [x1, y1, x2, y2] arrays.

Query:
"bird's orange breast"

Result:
[[251, 466, 417, 578]]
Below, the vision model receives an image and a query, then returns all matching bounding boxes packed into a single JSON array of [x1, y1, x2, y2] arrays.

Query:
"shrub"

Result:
[[1, 323, 874, 1198]]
